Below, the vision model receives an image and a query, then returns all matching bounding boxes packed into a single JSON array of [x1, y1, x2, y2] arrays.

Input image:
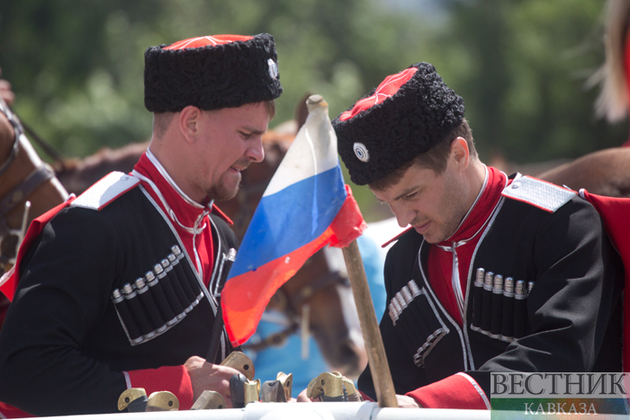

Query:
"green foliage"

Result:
[[443, 0, 627, 163], [0, 0, 626, 221], [0, 0, 427, 156]]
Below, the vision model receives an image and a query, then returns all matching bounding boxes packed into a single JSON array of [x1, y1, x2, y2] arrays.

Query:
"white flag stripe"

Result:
[[263, 105, 339, 197]]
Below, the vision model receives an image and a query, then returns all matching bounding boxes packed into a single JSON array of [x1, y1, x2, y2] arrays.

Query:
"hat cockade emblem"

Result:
[[353, 142, 369, 163], [267, 58, 279, 80]]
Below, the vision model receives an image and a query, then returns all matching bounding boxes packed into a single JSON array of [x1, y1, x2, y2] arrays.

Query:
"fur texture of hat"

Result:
[[144, 33, 282, 113], [332, 62, 465, 185]]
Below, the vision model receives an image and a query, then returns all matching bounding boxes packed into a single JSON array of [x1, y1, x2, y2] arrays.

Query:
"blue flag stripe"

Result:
[[228, 166, 346, 278]]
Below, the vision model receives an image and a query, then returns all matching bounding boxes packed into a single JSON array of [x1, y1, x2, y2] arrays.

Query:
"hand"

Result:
[[295, 388, 312, 402], [184, 355, 242, 408], [396, 394, 421, 408]]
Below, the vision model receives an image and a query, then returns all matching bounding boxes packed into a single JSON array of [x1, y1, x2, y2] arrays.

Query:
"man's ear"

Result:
[[451, 137, 470, 172], [179, 105, 203, 144]]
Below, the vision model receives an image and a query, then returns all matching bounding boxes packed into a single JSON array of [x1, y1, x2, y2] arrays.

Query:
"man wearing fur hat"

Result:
[[0, 34, 282, 416], [332, 63, 623, 408]]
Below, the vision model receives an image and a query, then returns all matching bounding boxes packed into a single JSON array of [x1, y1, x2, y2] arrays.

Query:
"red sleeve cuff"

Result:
[[0, 402, 34, 418], [405, 373, 490, 409], [125, 365, 194, 410]]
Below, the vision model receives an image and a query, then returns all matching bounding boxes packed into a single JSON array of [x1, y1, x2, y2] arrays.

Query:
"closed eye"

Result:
[[403, 190, 420, 200]]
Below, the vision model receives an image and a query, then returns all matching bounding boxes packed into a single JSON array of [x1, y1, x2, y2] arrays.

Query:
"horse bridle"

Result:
[[242, 268, 349, 352], [0, 99, 57, 274], [0, 124, 19, 176]]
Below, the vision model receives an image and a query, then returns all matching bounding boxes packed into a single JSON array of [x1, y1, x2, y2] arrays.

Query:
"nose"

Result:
[[391, 203, 415, 228], [246, 137, 265, 163]]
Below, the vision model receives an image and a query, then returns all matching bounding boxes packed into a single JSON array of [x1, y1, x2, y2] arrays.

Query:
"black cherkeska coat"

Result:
[[359, 176, 623, 403], [0, 180, 238, 415]]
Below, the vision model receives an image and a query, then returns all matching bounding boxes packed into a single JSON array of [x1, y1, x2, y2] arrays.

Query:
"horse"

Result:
[[54, 141, 149, 196], [535, 147, 630, 198], [51, 115, 368, 380], [492, 146, 630, 198], [0, 98, 69, 325]]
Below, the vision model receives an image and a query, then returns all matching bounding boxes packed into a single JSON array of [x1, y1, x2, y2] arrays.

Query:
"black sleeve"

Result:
[[0, 208, 127, 415]]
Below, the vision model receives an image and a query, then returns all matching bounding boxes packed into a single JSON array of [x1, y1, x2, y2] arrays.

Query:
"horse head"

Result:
[[0, 100, 68, 275], [0, 99, 69, 328]]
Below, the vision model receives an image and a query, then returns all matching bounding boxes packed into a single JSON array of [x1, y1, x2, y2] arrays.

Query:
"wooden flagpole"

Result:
[[304, 93, 396, 407], [341, 238, 398, 408]]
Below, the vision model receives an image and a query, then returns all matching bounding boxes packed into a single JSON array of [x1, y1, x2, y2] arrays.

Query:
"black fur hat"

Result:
[[144, 34, 282, 113], [332, 62, 465, 185]]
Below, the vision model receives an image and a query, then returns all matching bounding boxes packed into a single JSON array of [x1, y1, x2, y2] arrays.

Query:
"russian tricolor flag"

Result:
[[222, 95, 366, 346]]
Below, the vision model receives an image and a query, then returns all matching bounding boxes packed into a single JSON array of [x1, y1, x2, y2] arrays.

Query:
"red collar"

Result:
[[438, 166, 507, 247], [132, 152, 232, 227]]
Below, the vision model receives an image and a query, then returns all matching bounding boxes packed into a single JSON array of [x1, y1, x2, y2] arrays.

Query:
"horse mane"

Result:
[[54, 141, 149, 195], [591, 0, 630, 122]]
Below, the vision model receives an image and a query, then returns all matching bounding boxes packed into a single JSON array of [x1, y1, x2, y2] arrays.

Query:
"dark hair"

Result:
[[263, 99, 276, 119], [369, 119, 476, 191]]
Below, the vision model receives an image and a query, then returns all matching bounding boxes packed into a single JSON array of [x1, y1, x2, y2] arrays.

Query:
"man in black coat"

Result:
[[0, 33, 282, 416], [331, 62, 623, 408]]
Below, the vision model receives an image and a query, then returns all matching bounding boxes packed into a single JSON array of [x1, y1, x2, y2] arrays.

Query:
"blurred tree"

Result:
[[0, 0, 163, 155], [0, 0, 626, 221], [0, 0, 429, 155], [442, 0, 627, 164], [0, 0, 434, 220]]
